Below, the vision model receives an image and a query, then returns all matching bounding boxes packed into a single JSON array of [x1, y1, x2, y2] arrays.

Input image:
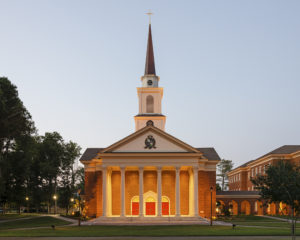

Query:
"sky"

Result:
[[0, 0, 299, 168]]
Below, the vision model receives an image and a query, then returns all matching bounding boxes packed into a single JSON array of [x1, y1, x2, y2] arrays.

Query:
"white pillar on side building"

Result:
[[102, 167, 107, 217], [175, 166, 181, 217], [157, 167, 162, 217], [139, 167, 144, 217], [120, 166, 125, 217], [193, 166, 199, 216]]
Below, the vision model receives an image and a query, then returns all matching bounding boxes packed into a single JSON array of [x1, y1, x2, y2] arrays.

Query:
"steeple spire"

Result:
[[144, 24, 156, 75]]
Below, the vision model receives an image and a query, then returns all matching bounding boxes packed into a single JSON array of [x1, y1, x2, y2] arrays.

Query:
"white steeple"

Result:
[[134, 23, 166, 131]]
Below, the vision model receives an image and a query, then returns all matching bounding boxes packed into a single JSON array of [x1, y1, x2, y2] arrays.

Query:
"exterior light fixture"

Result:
[[210, 186, 213, 226]]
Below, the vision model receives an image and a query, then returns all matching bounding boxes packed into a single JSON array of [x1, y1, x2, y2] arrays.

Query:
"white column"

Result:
[[157, 167, 162, 217], [188, 168, 194, 216], [139, 167, 144, 217], [102, 167, 107, 217], [175, 166, 181, 217], [194, 166, 199, 216], [120, 167, 125, 217]]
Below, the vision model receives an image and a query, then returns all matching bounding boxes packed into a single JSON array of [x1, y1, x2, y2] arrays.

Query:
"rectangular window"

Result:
[[259, 166, 262, 174]]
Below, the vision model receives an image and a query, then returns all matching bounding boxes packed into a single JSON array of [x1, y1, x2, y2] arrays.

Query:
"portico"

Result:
[[99, 165, 199, 217]]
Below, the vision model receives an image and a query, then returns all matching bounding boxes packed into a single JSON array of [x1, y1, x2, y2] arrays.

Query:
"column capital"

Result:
[[120, 166, 126, 171], [139, 166, 144, 171], [157, 166, 162, 172], [175, 166, 181, 172]]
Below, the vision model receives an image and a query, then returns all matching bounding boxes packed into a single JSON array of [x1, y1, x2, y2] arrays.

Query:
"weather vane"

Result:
[[146, 10, 153, 24]]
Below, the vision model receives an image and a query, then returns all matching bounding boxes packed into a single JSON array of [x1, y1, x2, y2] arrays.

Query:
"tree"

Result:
[[0, 77, 35, 153], [58, 141, 81, 215], [251, 161, 300, 240], [0, 77, 35, 210], [6, 135, 38, 213], [217, 159, 233, 191], [74, 167, 84, 193], [38, 132, 65, 213]]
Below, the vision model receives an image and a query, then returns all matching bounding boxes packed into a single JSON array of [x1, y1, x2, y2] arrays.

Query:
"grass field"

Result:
[[218, 215, 299, 228], [0, 214, 298, 237], [0, 213, 38, 220], [0, 216, 71, 230], [0, 225, 297, 237]]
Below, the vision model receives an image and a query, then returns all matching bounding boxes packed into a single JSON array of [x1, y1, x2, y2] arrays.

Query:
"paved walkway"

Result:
[[51, 214, 78, 225], [0, 237, 298, 240], [262, 215, 300, 223]]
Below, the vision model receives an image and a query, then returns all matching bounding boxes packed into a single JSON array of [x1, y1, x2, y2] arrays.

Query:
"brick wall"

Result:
[[125, 171, 139, 215], [180, 171, 189, 215], [95, 171, 102, 217], [198, 170, 216, 218], [85, 171, 102, 217], [144, 171, 157, 194], [162, 170, 175, 215], [111, 171, 121, 215]]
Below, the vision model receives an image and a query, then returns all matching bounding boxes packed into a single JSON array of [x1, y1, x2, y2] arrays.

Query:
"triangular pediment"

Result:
[[102, 126, 200, 153]]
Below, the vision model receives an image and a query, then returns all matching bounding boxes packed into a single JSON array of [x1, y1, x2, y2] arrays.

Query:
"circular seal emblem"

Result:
[[144, 135, 156, 149], [146, 120, 154, 126]]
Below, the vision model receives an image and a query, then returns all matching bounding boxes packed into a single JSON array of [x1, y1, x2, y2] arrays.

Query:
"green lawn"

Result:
[[0, 216, 72, 230], [0, 225, 297, 237], [218, 215, 298, 228], [0, 213, 38, 220], [219, 215, 280, 222]]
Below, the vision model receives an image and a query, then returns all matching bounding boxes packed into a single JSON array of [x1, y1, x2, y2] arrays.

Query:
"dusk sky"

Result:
[[1, 0, 299, 168]]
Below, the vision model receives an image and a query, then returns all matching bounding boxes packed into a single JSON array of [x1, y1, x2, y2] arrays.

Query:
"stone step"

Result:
[[89, 216, 209, 224]]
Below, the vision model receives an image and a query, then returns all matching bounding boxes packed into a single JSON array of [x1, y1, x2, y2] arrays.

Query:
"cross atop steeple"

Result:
[[146, 10, 153, 24]]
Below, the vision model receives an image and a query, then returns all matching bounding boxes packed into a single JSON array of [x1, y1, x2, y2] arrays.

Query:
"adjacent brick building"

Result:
[[216, 145, 300, 215]]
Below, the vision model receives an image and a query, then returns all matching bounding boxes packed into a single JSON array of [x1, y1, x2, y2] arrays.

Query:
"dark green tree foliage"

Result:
[[75, 167, 85, 193], [217, 159, 233, 191], [0, 78, 83, 214], [39, 132, 65, 212], [0, 77, 35, 152], [0, 77, 35, 209], [7, 135, 38, 213], [252, 161, 300, 239], [58, 141, 81, 215]]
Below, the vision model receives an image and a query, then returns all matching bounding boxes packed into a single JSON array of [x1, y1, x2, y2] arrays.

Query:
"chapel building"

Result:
[[80, 23, 221, 220]]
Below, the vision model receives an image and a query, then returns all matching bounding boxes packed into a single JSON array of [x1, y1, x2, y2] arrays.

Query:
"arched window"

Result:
[[146, 95, 154, 113]]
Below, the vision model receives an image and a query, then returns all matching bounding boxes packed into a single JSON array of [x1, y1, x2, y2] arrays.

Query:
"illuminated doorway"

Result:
[[131, 196, 139, 216], [162, 196, 170, 215], [145, 196, 156, 215]]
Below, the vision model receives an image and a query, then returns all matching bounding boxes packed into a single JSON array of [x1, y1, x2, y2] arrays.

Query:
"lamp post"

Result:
[[70, 198, 74, 215], [53, 195, 57, 214], [210, 186, 213, 226], [25, 197, 29, 213]]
